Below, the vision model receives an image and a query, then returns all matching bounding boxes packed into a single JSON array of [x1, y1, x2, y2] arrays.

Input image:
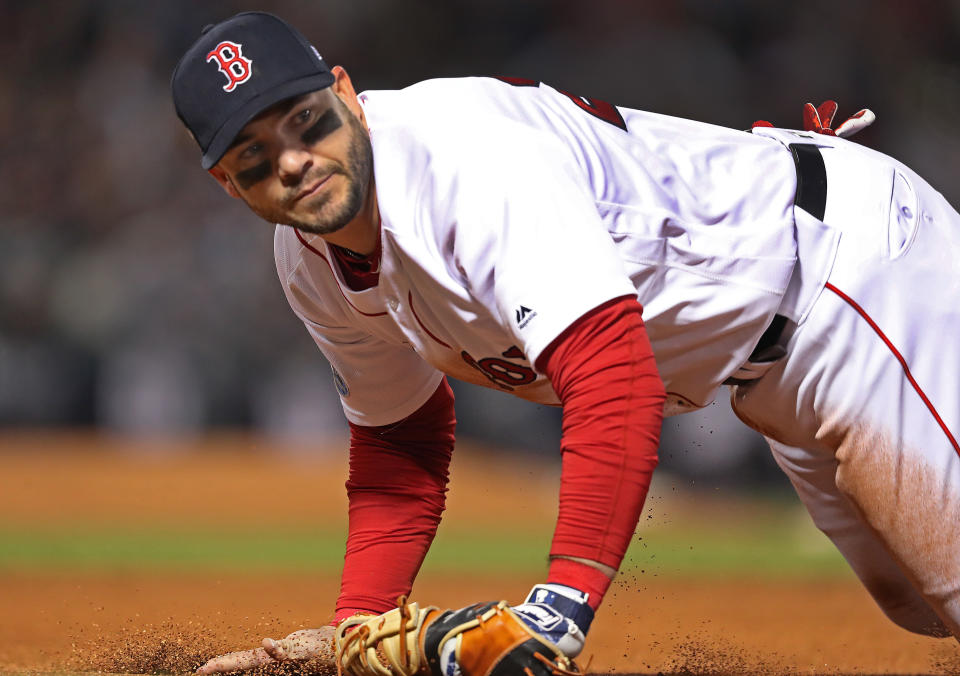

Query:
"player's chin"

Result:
[[284, 175, 366, 235], [292, 220, 348, 236], [289, 203, 354, 236]]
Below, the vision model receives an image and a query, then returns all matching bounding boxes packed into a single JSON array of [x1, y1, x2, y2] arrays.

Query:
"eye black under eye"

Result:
[[234, 160, 271, 190], [301, 108, 342, 146]]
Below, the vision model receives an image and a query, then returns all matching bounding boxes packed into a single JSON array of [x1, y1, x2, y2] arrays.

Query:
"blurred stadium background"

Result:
[[1, 0, 958, 486]]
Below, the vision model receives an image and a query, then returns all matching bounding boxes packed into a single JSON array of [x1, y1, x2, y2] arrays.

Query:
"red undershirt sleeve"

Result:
[[335, 297, 662, 620], [335, 377, 456, 623], [536, 296, 666, 610]]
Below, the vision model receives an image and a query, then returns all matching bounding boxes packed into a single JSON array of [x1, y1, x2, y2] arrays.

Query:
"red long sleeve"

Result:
[[335, 377, 456, 622], [335, 297, 663, 620], [536, 296, 665, 609]]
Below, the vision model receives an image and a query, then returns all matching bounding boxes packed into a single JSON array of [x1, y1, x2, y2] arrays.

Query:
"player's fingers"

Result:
[[262, 637, 287, 660], [816, 100, 838, 129], [195, 647, 276, 674], [273, 626, 336, 660], [835, 109, 876, 138], [802, 102, 822, 132]]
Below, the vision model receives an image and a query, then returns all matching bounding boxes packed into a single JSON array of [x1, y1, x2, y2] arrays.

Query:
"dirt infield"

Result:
[[0, 433, 957, 674], [1, 571, 956, 675]]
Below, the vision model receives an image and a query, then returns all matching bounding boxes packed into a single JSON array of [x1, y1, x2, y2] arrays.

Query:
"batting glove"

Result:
[[802, 100, 876, 138], [752, 100, 876, 138], [510, 583, 594, 658]]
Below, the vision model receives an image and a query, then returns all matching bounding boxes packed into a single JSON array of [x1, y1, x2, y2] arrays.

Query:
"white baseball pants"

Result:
[[731, 135, 960, 639]]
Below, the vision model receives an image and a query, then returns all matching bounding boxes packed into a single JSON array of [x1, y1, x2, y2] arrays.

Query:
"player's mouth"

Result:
[[293, 174, 333, 203]]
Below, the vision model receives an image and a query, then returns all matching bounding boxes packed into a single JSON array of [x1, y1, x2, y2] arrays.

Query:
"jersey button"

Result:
[[387, 298, 399, 311]]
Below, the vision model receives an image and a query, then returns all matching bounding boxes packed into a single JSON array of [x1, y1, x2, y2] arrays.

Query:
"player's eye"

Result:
[[295, 108, 313, 124], [239, 142, 263, 161]]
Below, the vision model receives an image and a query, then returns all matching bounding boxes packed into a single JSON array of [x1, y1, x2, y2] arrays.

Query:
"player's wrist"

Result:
[[510, 583, 594, 658], [333, 607, 380, 626], [547, 555, 615, 611]]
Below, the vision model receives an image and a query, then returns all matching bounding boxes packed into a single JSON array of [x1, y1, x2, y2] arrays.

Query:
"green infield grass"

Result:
[[0, 518, 849, 578]]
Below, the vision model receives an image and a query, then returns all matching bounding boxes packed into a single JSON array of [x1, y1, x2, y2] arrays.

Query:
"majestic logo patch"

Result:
[[515, 305, 537, 329], [206, 40, 253, 92]]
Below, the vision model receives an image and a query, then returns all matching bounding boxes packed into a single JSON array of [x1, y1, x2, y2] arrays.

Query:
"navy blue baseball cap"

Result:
[[172, 12, 335, 169]]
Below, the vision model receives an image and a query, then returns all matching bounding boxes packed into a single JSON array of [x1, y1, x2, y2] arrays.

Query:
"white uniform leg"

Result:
[[731, 136, 960, 639], [764, 436, 949, 636]]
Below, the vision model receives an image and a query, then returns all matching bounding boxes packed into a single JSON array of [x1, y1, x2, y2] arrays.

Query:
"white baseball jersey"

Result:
[[274, 76, 960, 639], [274, 76, 839, 426]]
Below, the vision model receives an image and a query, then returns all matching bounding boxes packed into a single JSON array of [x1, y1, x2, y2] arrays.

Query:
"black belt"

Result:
[[725, 143, 827, 384], [790, 142, 827, 220]]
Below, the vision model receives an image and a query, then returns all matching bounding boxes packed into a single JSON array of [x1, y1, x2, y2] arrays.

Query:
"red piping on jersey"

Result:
[[824, 281, 960, 457], [293, 229, 388, 318], [408, 291, 452, 349]]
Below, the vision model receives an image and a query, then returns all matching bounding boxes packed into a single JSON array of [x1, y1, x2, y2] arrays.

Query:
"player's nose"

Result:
[[277, 146, 313, 185]]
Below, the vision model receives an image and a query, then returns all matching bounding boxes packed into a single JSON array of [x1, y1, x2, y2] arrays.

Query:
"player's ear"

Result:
[[331, 66, 366, 126], [207, 166, 242, 200]]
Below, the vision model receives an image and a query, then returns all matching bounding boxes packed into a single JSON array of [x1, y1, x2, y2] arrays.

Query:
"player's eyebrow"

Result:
[[301, 108, 342, 146], [234, 160, 271, 190]]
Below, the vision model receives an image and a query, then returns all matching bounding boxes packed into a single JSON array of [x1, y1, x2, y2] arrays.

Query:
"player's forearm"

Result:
[[538, 297, 665, 608], [338, 496, 445, 619], [336, 379, 456, 620]]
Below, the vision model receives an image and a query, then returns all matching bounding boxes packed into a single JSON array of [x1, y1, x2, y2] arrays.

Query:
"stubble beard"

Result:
[[250, 111, 373, 236]]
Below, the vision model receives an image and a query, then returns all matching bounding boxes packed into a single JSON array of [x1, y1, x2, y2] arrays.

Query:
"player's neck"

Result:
[[317, 179, 380, 255]]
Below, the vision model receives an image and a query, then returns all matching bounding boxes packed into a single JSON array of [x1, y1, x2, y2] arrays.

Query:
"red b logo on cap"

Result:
[[206, 41, 252, 92]]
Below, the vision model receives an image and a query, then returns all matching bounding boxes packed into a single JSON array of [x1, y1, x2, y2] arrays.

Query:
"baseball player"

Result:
[[171, 11, 960, 675]]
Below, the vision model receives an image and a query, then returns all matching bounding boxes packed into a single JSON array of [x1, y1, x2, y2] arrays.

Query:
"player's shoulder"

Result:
[[360, 76, 513, 119], [360, 77, 555, 155], [367, 78, 577, 191]]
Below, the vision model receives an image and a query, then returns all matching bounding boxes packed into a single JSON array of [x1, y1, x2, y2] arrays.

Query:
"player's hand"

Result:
[[752, 100, 876, 138], [335, 593, 585, 676], [801, 100, 876, 138], [195, 626, 335, 674]]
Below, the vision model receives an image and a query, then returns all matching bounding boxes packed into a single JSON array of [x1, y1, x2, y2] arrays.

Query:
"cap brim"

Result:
[[200, 71, 336, 170]]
